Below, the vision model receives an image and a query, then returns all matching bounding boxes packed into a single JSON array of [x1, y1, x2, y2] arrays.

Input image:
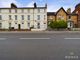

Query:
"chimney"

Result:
[[67, 8, 71, 14], [34, 3, 37, 8], [11, 3, 17, 8], [45, 3, 47, 8]]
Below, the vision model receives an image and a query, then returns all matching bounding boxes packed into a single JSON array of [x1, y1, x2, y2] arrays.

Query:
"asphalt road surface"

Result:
[[0, 32, 80, 60]]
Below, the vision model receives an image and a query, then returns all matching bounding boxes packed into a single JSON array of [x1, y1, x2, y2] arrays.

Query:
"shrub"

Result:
[[49, 20, 67, 29]]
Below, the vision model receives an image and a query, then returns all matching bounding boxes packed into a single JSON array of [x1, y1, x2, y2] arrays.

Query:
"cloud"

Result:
[[0, 0, 22, 7], [47, 4, 74, 12], [47, 5, 59, 12], [26, 1, 45, 7], [47, 0, 79, 12], [39, 0, 44, 2], [26, 1, 34, 7], [0, 0, 79, 12]]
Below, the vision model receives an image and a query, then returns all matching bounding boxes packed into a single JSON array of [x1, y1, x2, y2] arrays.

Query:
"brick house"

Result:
[[73, 3, 80, 27], [47, 7, 78, 28]]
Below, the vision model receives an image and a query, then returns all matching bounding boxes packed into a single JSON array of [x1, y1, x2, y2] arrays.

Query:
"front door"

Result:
[[37, 23, 40, 29], [18, 24, 21, 30], [67, 21, 73, 28]]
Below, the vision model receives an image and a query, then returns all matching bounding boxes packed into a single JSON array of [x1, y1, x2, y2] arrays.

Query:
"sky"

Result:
[[0, 0, 80, 12]]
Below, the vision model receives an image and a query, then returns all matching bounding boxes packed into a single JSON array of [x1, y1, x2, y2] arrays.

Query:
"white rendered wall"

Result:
[[0, 8, 47, 30]]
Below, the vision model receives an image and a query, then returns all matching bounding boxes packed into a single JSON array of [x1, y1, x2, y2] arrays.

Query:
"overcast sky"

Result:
[[0, 0, 80, 12]]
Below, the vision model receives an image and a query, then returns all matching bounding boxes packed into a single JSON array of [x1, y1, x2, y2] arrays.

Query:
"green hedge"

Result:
[[49, 20, 67, 29]]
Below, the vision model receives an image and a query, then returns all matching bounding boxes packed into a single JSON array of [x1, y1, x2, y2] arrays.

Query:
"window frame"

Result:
[[0, 15, 2, 20], [27, 15, 30, 20], [21, 15, 24, 20], [37, 15, 40, 20]]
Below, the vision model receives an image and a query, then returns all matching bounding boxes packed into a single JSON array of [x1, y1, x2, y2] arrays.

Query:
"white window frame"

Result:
[[37, 15, 40, 20]]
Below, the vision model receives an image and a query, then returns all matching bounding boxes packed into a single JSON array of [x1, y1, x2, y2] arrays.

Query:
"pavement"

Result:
[[0, 32, 80, 60], [0, 31, 80, 33]]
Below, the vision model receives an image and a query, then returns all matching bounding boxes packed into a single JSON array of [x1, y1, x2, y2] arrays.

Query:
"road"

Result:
[[0, 32, 80, 60]]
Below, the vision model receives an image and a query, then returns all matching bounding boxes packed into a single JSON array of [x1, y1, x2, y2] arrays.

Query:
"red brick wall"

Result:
[[73, 6, 80, 27], [74, 7, 80, 20]]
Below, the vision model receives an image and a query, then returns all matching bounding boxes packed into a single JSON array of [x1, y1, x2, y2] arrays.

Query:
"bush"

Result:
[[49, 20, 67, 29]]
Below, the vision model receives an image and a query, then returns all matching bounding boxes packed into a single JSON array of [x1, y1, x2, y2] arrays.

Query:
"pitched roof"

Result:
[[56, 7, 68, 15], [75, 3, 80, 8], [47, 7, 78, 17], [47, 12, 56, 16], [68, 13, 78, 16]]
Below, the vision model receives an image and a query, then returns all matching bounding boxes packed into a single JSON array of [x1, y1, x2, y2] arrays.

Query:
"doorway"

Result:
[[18, 24, 21, 30]]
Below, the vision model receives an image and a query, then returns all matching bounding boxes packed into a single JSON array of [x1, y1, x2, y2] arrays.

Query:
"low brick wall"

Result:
[[0, 29, 31, 31], [72, 28, 80, 31], [31, 29, 45, 31]]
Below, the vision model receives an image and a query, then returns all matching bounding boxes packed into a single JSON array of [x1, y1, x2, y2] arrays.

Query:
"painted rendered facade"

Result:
[[0, 3, 47, 31]]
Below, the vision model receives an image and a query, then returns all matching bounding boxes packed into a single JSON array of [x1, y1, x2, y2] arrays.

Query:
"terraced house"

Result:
[[0, 3, 47, 31], [73, 3, 80, 27], [47, 4, 80, 28]]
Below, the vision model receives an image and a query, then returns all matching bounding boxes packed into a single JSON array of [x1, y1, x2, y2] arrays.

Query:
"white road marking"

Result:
[[20, 38, 51, 40], [0, 38, 7, 40], [64, 38, 80, 40], [65, 52, 78, 59], [65, 56, 78, 59]]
